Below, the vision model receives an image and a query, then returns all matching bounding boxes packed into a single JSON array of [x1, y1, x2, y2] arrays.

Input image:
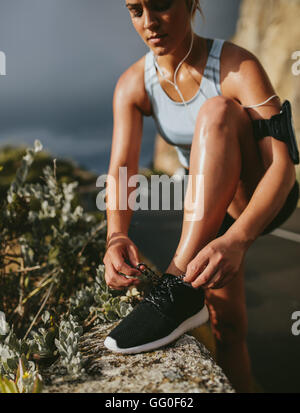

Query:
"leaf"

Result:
[[0, 312, 9, 336], [34, 140, 43, 153], [0, 376, 19, 393], [48, 246, 60, 263], [45, 330, 56, 348], [6, 358, 18, 371], [41, 311, 50, 325], [20, 341, 29, 355], [106, 311, 118, 322], [16, 358, 25, 393], [32, 375, 43, 393]]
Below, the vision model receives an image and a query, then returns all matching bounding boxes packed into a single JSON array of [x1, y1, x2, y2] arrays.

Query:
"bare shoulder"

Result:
[[220, 40, 276, 106], [221, 40, 263, 77], [114, 56, 152, 116]]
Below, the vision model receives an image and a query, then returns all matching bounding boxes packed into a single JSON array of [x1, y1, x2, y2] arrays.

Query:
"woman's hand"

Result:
[[103, 233, 142, 290], [183, 235, 247, 289]]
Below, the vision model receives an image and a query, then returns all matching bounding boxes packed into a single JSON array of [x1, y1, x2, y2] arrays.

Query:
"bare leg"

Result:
[[164, 96, 266, 392], [166, 96, 264, 275], [205, 260, 252, 393]]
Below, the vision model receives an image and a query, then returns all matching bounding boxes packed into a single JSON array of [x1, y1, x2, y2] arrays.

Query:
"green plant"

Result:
[[0, 358, 42, 393], [0, 140, 107, 333], [0, 140, 145, 391]]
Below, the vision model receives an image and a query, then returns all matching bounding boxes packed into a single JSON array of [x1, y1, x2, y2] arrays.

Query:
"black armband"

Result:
[[252, 100, 299, 164]]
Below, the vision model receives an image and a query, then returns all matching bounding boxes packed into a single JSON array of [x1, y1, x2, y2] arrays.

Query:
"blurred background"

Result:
[[1, 0, 300, 393], [0, 0, 242, 174]]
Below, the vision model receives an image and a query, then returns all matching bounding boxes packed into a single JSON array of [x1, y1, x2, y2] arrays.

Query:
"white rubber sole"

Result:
[[104, 304, 209, 354]]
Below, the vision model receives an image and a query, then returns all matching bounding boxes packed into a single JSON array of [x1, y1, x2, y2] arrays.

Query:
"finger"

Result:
[[136, 263, 147, 272], [132, 278, 141, 287], [184, 256, 209, 283], [104, 262, 124, 290], [119, 264, 141, 278], [191, 261, 218, 288], [204, 270, 222, 289], [105, 261, 135, 290], [113, 253, 141, 278], [127, 244, 141, 271]]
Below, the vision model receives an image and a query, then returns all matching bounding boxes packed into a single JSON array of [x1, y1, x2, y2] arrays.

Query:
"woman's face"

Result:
[[126, 0, 192, 56]]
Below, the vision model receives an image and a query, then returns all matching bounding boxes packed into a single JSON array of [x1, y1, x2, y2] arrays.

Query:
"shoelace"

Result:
[[135, 263, 185, 284], [135, 264, 186, 310]]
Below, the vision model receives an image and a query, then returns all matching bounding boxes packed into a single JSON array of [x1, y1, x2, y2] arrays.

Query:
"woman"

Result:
[[103, 0, 299, 392]]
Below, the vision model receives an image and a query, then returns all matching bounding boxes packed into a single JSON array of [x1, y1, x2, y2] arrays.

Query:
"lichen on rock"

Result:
[[43, 323, 234, 393]]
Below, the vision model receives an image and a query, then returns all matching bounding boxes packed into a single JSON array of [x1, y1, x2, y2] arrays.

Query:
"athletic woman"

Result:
[[103, 0, 299, 392]]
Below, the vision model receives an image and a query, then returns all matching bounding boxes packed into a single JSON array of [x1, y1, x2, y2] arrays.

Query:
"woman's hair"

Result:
[[186, 0, 204, 21]]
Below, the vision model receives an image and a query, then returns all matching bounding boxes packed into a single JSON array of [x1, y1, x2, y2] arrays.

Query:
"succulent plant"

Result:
[[0, 312, 42, 392], [54, 315, 84, 380], [0, 358, 42, 393], [0, 141, 151, 391]]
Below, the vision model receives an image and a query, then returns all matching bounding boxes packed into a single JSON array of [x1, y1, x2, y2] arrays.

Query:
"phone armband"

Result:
[[252, 100, 299, 164]]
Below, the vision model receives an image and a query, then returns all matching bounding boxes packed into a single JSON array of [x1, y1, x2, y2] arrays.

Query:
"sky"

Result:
[[0, 0, 241, 174]]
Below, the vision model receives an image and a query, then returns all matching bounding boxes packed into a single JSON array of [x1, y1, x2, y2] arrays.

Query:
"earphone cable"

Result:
[[153, 0, 197, 124], [152, 0, 278, 124]]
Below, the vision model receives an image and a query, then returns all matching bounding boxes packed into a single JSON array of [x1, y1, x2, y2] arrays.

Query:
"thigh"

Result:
[[227, 103, 267, 219], [218, 179, 299, 238], [261, 179, 299, 234], [195, 97, 267, 219], [205, 258, 248, 342]]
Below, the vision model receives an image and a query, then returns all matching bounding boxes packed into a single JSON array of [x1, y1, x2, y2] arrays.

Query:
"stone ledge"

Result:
[[44, 322, 234, 393]]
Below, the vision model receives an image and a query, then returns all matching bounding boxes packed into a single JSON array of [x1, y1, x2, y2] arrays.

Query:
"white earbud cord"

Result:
[[152, 0, 279, 124], [153, 30, 196, 124], [242, 94, 279, 109], [153, 0, 197, 124]]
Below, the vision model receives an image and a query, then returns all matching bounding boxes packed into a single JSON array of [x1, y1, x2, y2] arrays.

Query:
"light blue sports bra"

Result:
[[144, 38, 225, 168]]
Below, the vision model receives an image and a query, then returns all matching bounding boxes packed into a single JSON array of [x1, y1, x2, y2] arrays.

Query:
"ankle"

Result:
[[165, 261, 185, 277]]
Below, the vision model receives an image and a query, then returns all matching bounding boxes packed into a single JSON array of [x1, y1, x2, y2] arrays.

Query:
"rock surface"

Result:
[[232, 0, 300, 153], [44, 322, 234, 393]]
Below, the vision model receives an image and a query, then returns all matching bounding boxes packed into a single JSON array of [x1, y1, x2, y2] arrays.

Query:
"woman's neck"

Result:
[[154, 33, 205, 76]]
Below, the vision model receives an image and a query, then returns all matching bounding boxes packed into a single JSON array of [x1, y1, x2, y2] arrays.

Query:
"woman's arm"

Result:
[[106, 68, 143, 241], [104, 60, 148, 289], [223, 44, 296, 246]]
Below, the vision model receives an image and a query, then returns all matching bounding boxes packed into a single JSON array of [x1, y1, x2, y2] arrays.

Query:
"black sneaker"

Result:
[[104, 273, 209, 354]]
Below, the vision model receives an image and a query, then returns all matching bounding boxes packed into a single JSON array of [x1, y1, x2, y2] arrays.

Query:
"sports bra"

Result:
[[144, 37, 225, 168]]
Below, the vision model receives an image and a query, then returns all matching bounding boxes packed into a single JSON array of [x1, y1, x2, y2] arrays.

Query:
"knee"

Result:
[[196, 96, 246, 133], [210, 311, 248, 346]]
